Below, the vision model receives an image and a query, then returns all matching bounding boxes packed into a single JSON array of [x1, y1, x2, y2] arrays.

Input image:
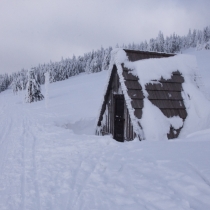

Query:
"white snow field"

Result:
[[183, 48, 210, 98], [0, 50, 210, 210]]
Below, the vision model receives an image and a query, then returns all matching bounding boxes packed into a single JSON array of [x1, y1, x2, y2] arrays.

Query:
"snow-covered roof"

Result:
[[96, 49, 210, 140]]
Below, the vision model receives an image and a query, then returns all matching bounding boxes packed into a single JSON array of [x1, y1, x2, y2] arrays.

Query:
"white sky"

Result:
[[0, 0, 210, 74]]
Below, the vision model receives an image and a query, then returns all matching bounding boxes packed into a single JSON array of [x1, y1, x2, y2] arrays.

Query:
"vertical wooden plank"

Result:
[[132, 126, 134, 140], [109, 101, 111, 134], [127, 108, 129, 140], [110, 93, 112, 134], [130, 122, 132, 140], [109, 102, 111, 133], [112, 92, 114, 135], [116, 73, 119, 92], [107, 106, 109, 133], [108, 103, 110, 133], [124, 103, 127, 140], [128, 115, 130, 139], [124, 104, 126, 140], [130, 117, 133, 140], [106, 113, 108, 133]]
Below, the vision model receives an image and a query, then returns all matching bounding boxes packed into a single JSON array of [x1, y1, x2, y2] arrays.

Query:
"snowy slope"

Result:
[[183, 48, 210, 97], [0, 51, 210, 210]]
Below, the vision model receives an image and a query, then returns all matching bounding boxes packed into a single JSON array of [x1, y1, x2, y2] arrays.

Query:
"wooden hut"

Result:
[[96, 49, 188, 142]]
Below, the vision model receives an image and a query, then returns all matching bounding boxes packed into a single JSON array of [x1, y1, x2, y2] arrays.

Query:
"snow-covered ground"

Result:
[[183, 48, 210, 97], [0, 50, 210, 210]]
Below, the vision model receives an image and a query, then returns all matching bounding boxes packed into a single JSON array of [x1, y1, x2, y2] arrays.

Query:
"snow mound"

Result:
[[142, 99, 183, 140], [63, 118, 96, 135]]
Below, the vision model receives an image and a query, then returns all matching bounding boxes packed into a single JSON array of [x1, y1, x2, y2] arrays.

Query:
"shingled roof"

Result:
[[96, 49, 192, 141]]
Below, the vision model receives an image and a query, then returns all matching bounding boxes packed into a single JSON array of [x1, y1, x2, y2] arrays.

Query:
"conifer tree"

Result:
[[25, 70, 44, 103], [44, 71, 49, 108], [157, 31, 165, 52], [102, 49, 110, 70]]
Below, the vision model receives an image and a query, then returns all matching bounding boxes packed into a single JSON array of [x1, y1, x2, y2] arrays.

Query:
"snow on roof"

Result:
[[125, 53, 197, 87]]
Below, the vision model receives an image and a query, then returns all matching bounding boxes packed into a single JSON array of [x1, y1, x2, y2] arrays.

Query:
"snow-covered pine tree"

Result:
[[89, 55, 97, 73], [203, 26, 210, 43], [149, 38, 156, 52], [71, 55, 78, 76], [77, 56, 85, 74], [102, 49, 110, 70], [12, 70, 27, 94], [191, 29, 197, 47], [164, 37, 170, 53], [85, 52, 93, 74], [44, 71, 49, 108], [25, 69, 44, 103], [157, 31, 165, 52], [138, 42, 144, 51], [12, 77, 20, 94], [143, 41, 148, 51], [0, 75, 5, 93], [187, 29, 193, 48]]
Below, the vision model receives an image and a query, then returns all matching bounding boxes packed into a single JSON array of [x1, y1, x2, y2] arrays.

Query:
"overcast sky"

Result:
[[0, 0, 210, 74]]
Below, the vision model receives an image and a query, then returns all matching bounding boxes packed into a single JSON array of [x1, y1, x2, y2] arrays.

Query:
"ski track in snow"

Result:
[[0, 100, 41, 210], [0, 69, 210, 209]]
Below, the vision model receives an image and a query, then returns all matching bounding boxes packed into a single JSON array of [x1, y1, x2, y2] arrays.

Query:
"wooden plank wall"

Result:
[[101, 68, 135, 141], [101, 68, 119, 136], [124, 108, 134, 140]]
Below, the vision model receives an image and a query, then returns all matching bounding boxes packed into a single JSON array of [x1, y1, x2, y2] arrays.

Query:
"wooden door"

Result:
[[114, 95, 124, 142]]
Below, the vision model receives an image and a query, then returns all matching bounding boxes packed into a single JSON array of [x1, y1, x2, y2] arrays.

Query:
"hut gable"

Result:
[[96, 49, 203, 142]]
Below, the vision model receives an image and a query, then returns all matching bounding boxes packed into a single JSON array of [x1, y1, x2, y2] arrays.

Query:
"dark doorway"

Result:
[[114, 95, 124, 142]]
